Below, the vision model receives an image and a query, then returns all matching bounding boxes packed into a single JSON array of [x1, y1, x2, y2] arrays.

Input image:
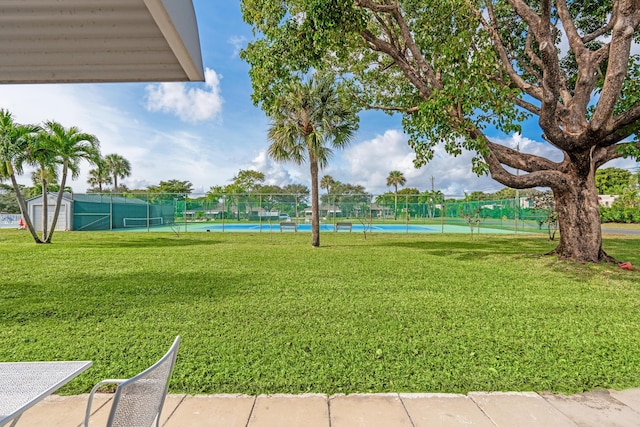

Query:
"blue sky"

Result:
[[0, 1, 637, 196]]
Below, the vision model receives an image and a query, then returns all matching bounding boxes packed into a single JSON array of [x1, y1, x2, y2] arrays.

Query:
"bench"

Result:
[[335, 222, 352, 232], [280, 222, 297, 232]]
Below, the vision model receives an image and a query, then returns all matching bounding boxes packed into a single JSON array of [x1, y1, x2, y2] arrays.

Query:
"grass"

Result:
[[1, 229, 639, 396]]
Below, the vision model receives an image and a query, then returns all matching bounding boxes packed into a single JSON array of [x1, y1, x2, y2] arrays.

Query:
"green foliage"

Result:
[[0, 183, 25, 213], [104, 153, 132, 193], [595, 168, 633, 195], [600, 207, 640, 224], [232, 169, 265, 193], [148, 180, 194, 195], [1, 231, 639, 395]]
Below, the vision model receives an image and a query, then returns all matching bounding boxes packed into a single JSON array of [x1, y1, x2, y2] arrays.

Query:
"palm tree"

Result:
[[104, 153, 131, 194], [267, 73, 358, 247], [41, 121, 99, 242], [24, 133, 58, 241], [87, 157, 112, 192], [0, 109, 42, 243], [320, 175, 335, 195], [386, 170, 406, 220]]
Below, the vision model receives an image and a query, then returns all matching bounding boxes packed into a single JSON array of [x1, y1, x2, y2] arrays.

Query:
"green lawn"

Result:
[[1, 230, 639, 395]]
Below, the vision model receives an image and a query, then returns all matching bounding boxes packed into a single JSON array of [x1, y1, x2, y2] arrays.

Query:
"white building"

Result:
[[597, 195, 619, 207], [26, 193, 74, 232]]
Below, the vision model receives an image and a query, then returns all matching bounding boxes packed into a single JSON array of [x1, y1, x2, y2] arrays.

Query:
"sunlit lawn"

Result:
[[0, 229, 639, 395]]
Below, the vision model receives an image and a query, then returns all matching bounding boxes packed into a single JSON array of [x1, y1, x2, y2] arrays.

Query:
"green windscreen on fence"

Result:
[[69, 192, 552, 233], [73, 194, 175, 230]]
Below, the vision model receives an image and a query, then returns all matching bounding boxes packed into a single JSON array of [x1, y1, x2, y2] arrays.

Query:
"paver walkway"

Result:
[[12, 388, 640, 426]]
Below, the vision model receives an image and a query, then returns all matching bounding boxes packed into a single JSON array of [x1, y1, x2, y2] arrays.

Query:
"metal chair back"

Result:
[[105, 336, 180, 427]]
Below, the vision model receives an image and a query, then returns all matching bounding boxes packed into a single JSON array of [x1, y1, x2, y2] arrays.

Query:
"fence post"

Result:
[[405, 194, 409, 233]]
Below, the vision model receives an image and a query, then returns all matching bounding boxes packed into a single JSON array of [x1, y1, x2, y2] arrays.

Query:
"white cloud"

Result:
[[145, 68, 223, 123], [0, 83, 236, 194], [250, 151, 306, 187], [228, 35, 247, 58]]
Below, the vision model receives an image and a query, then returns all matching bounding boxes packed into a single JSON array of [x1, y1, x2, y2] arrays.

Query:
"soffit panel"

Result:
[[0, 0, 204, 83]]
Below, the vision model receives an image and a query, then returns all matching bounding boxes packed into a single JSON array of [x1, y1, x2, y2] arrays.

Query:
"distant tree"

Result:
[[464, 191, 490, 201], [419, 190, 445, 218], [532, 192, 558, 241], [257, 184, 283, 194], [0, 183, 25, 214], [206, 185, 225, 201], [398, 187, 420, 199], [493, 188, 517, 200], [29, 169, 59, 197], [282, 183, 310, 216], [595, 168, 633, 195], [320, 175, 336, 195], [149, 179, 194, 195], [104, 153, 131, 194], [386, 170, 406, 220], [266, 72, 358, 247], [332, 182, 367, 200], [87, 157, 112, 193], [232, 169, 265, 193], [283, 183, 310, 198]]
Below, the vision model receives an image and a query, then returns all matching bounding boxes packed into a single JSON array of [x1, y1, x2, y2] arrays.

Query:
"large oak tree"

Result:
[[241, 0, 640, 262]]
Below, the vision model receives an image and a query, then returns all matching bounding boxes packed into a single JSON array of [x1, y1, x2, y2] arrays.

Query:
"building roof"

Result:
[[0, 0, 204, 83]]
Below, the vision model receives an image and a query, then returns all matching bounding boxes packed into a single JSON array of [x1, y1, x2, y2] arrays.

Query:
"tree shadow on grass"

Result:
[[375, 237, 555, 259], [74, 235, 224, 249]]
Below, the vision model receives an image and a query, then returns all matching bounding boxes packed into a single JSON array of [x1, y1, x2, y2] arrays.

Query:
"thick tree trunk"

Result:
[[310, 157, 320, 247], [551, 172, 612, 263]]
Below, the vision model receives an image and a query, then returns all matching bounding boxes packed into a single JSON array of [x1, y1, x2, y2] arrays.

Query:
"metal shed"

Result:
[[26, 193, 74, 232]]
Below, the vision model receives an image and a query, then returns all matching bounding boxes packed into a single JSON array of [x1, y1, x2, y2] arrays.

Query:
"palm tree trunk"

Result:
[[310, 156, 320, 247], [41, 170, 48, 242], [46, 162, 68, 243], [114, 175, 118, 194], [7, 164, 42, 243]]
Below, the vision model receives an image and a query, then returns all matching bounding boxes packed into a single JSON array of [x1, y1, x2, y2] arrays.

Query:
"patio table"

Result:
[[0, 361, 92, 427]]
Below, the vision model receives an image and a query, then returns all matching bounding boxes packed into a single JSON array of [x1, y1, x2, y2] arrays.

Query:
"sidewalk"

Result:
[[14, 388, 640, 426]]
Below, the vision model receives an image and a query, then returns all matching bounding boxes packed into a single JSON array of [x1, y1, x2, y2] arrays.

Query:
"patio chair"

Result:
[[84, 336, 180, 427]]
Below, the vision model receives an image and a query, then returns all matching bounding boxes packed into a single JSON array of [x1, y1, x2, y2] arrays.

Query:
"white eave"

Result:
[[0, 0, 205, 83]]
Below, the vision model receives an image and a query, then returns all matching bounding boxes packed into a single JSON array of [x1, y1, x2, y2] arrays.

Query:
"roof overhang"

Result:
[[0, 0, 205, 84]]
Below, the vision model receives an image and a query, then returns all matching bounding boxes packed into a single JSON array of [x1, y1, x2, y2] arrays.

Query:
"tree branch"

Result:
[[487, 140, 561, 173], [591, 0, 637, 132], [519, 0, 566, 144], [474, 1, 545, 102], [360, 29, 433, 99], [593, 141, 640, 169], [556, 0, 588, 59], [485, 149, 568, 189], [583, 2, 618, 43], [354, 0, 397, 13], [346, 84, 420, 113], [611, 103, 640, 132], [513, 97, 541, 115]]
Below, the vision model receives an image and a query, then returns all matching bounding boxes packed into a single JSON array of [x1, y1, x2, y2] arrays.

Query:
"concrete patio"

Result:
[[13, 388, 640, 426]]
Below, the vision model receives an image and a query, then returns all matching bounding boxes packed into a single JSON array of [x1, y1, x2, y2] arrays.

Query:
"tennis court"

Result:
[[119, 222, 528, 234]]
